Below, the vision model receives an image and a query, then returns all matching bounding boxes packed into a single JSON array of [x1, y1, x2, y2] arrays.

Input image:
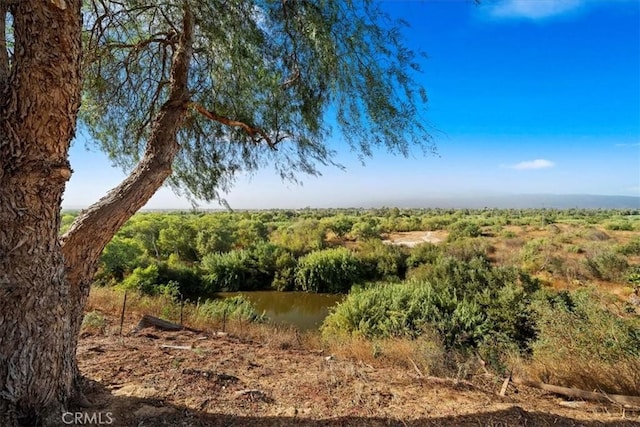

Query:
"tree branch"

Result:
[[61, 2, 194, 289], [190, 102, 277, 149]]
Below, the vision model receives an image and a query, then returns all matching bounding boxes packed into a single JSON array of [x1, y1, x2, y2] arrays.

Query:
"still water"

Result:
[[216, 291, 344, 331]]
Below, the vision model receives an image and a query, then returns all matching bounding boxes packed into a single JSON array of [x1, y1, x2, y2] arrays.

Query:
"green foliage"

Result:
[[156, 216, 198, 261], [295, 248, 362, 293], [518, 238, 556, 273], [356, 239, 407, 281], [272, 250, 298, 291], [234, 219, 268, 248], [421, 215, 454, 231], [60, 213, 77, 235], [617, 237, 640, 256], [604, 220, 634, 231], [583, 249, 629, 282], [270, 219, 326, 255], [117, 264, 180, 298], [531, 288, 640, 393], [323, 214, 356, 238], [442, 238, 491, 263], [406, 242, 442, 270], [195, 218, 236, 256], [201, 250, 257, 292], [82, 311, 106, 331], [155, 256, 203, 299], [81, 1, 432, 202], [323, 258, 540, 356], [447, 220, 482, 241], [349, 219, 380, 240], [200, 243, 297, 292], [198, 296, 266, 323], [99, 236, 146, 281]]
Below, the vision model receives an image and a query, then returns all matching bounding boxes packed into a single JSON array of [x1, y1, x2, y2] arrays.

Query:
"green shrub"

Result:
[[295, 248, 362, 293], [518, 238, 556, 273], [249, 242, 296, 290], [529, 288, 640, 394], [119, 264, 160, 295], [195, 225, 235, 256], [583, 249, 629, 282], [82, 311, 106, 333], [617, 237, 640, 256], [406, 243, 442, 269], [272, 250, 298, 291], [99, 236, 146, 281], [356, 239, 407, 281], [197, 295, 267, 323], [201, 250, 257, 292], [447, 220, 482, 241], [323, 259, 540, 356], [117, 264, 181, 298], [155, 259, 204, 299], [604, 220, 634, 231], [270, 219, 326, 255], [502, 230, 517, 239], [349, 220, 380, 240], [421, 216, 454, 231], [442, 238, 490, 263]]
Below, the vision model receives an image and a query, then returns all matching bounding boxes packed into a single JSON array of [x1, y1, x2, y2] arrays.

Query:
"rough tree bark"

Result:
[[0, 1, 82, 425], [0, 1, 193, 425]]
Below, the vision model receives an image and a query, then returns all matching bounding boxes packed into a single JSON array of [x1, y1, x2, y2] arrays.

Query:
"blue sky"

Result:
[[63, 0, 640, 209]]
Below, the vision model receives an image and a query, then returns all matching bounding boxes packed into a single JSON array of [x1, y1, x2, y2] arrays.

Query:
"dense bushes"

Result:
[[90, 208, 638, 299], [527, 288, 640, 394], [201, 243, 297, 292], [295, 248, 363, 293], [356, 239, 406, 281], [322, 258, 540, 358]]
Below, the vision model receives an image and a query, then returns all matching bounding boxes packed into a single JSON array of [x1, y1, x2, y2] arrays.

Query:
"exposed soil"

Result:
[[71, 313, 639, 427], [383, 231, 447, 247]]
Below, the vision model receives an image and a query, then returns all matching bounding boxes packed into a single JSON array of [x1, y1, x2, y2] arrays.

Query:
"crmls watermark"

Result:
[[61, 412, 114, 425]]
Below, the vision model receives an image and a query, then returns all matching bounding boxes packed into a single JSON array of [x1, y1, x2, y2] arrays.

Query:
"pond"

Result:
[[216, 291, 344, 331]]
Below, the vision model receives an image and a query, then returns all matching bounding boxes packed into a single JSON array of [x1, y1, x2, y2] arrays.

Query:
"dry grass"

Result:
[[319, 332, 476, 380], [87, 286, 311, 351], [518, 356, 640, 397]]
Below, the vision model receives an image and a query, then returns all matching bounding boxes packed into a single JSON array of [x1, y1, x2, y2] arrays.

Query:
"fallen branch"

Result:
[[512, 376, 640, 408], [132, 314, 201, 333], [160, 344, 192, 350]]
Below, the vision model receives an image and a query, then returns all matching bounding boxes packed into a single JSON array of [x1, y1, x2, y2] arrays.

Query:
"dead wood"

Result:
[[512, 376, 640, 408], [132, 314, 201, 333]]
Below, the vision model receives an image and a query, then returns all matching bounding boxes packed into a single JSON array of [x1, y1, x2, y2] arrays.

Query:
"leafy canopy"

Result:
[[81, 0, 432, 201]]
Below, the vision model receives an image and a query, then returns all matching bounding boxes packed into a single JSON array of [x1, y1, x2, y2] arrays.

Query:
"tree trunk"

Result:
[[0, 2, 192, 425], [0, 1, 82, 425], [60, 2, 193, 391]]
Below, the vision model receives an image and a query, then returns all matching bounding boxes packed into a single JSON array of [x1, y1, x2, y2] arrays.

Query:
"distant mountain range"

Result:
[[361, 194, 640, 209]]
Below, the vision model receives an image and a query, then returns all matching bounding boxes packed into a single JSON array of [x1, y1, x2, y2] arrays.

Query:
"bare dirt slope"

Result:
[[72, 315, 639, 427]]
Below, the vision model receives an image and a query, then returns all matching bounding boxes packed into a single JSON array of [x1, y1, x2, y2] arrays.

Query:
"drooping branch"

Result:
[[190, 102, 277, 149], [61, 2, 194, 289]]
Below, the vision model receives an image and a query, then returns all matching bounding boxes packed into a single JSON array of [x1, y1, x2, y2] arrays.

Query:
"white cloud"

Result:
[[488, 0, 586, 20], [510, 159, 555, 170]]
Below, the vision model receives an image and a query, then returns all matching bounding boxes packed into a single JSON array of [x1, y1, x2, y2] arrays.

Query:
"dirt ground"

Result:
[[382, 231, 447, 247], [69, 313, 639, 427]]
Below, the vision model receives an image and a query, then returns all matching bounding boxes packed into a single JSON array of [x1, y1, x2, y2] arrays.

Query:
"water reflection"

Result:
[[216, 291, 344, 331]]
